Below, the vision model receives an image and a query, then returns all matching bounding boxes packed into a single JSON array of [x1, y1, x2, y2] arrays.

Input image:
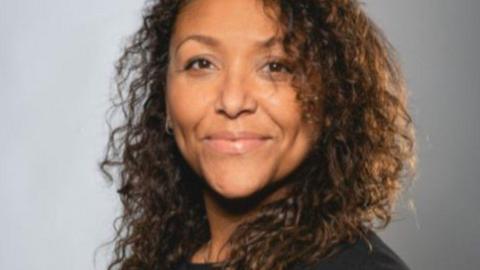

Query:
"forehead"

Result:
[[172, 0, 282, 45]]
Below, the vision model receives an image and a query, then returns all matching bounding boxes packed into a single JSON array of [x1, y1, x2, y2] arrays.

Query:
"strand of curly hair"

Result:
[[100, 0, 416, 269]]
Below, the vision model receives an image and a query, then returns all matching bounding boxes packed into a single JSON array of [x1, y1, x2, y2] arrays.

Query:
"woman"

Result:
[[100, 0, 415, 269]]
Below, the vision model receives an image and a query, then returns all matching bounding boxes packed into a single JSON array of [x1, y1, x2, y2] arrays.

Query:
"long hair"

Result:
[[100, 0, 416, 269]]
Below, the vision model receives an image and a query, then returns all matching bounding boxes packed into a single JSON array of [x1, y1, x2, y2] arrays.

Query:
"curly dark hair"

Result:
[[100, 0, 416, 269]]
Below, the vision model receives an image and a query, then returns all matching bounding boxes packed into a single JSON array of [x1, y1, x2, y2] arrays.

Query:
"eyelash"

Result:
[[265, 61, 292, 74], [184, 58, 213, 70], [183, 57, 292, 74]]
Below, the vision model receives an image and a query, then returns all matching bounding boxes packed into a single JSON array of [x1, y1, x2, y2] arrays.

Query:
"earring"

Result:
[[165, 115, 173, 135]]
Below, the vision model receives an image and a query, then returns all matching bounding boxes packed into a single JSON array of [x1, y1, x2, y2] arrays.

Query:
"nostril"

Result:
[[212, 73, 259, 118]]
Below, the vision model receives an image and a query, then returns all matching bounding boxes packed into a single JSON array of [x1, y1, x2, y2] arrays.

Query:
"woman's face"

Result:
[[166, 0, 318, 199]]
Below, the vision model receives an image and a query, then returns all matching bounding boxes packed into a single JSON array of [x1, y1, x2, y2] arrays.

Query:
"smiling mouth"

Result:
[[204, 132, 271, 155]]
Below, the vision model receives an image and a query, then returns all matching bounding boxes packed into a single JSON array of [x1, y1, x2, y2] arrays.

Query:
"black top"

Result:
[[175, 231, 410, 270]]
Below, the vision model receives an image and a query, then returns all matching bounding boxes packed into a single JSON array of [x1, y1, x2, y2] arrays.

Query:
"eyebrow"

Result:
[[174, 34, 283, 55]]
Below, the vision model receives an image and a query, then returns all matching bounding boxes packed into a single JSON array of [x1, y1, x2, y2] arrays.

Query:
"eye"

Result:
[[260, 59, 293, 82], [262, 60, 292, 74], [184, 57, 214, 71]]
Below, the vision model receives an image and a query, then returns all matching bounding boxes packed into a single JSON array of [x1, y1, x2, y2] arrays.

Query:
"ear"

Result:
[[164, 111, 174, 135]]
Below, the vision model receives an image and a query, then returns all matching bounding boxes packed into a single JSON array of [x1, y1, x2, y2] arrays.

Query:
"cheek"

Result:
[[265, 93, 317, 179], [166, 78, 207, 164], [166, 77, 211, 132], [273, 122, 316, 181], [267, 90, 304, 136]]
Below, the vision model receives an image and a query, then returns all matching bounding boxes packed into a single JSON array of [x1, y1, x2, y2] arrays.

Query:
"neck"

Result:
[[198, 184, 289, 263], [201, 191, 245, 262]]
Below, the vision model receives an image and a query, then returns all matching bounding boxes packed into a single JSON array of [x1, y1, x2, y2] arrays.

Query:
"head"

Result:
[[166, 0, 319, 199], [101, 0, 415, 269]]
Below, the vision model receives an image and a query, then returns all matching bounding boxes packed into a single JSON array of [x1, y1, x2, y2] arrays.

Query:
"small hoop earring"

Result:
[[165, 116, 173, 136]]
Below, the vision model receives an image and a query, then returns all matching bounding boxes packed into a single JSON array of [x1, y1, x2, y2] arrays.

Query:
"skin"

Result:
[[166, 0, 319, 263]]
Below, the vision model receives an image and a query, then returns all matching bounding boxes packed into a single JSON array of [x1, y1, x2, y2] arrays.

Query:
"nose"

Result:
[[214, 66, 257, 119]]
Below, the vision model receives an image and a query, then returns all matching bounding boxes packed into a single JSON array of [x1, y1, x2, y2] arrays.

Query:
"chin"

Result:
[[205, 170, 271, 199]]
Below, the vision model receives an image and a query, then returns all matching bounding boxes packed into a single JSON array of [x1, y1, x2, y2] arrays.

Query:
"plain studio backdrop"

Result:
[[1, 0, 479, 269]]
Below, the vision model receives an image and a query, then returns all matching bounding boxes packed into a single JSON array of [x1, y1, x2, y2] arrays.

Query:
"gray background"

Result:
[[0, 0, 478, 269]]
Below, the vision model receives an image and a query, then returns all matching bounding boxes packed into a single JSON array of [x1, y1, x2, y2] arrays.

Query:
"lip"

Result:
[[203, 131, 272, 155]]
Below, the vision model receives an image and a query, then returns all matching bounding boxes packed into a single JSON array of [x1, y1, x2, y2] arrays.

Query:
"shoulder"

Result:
[[297, 231, 410, 270]]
